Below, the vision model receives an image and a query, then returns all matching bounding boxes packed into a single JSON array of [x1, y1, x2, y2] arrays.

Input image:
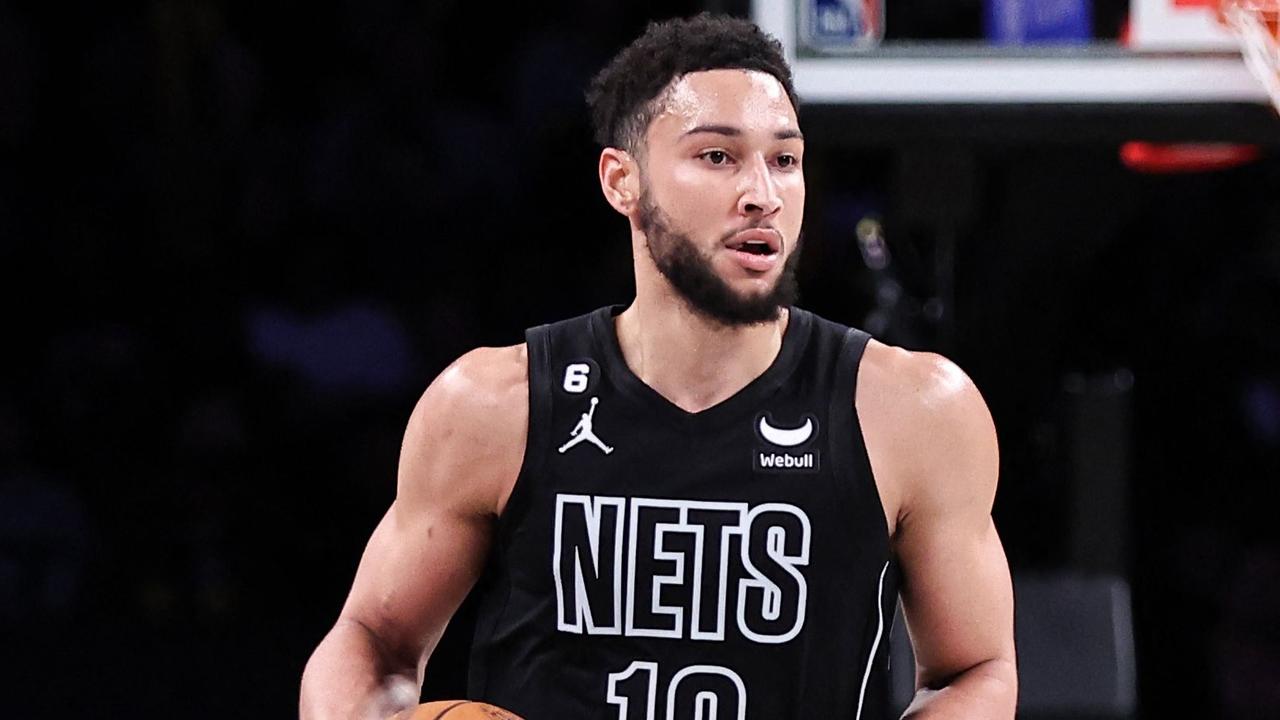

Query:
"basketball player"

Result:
[[301, 14, 1016, 719]]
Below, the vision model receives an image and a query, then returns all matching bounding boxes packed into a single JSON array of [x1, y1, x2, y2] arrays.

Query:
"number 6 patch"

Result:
[[560, 358, 601, 395]]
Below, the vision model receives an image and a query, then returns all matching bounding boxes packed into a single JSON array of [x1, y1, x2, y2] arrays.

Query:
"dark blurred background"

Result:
[[2, 0, 1278, 718]]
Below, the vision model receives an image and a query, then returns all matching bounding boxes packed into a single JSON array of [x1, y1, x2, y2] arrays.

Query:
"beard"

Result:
[[637, 189, 800, 327]]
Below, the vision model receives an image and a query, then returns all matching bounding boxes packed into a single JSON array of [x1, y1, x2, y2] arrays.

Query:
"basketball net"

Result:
[[1219, 0, 1280, 114]]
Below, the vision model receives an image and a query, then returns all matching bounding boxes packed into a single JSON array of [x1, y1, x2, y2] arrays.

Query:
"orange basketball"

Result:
[[392, 700, 524, 720]]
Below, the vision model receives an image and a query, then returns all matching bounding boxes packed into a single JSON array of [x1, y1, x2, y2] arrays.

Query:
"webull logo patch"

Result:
[[753, 412, 820, 473]]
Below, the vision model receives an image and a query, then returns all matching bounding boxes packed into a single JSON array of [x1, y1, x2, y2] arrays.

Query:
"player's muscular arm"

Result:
[[859, 344, 1017, 719], [300, 345, 528, 720]]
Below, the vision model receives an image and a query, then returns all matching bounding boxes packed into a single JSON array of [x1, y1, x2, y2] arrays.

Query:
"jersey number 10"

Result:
[[607, 661, 747, 720]]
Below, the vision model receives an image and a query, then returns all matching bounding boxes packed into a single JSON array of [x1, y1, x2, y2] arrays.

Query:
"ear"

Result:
[[598, 147, 639, 216]]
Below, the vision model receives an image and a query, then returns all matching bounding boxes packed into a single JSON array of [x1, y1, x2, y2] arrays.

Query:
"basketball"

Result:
[[393, 700, 524, 720]]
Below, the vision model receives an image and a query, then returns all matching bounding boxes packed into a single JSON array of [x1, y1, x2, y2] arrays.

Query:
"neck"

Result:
[[614, 288, 789, 414]]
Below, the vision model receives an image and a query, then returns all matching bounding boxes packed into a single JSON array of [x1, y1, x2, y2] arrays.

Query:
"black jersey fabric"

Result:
[[467, 305, 900, 720]]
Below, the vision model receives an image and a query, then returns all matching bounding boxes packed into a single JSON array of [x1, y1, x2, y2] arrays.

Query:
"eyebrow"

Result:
[[681, 124, 804, 141]]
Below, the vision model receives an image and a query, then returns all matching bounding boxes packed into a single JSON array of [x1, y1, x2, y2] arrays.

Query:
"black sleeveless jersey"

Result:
[[468, 305, 900, 720]]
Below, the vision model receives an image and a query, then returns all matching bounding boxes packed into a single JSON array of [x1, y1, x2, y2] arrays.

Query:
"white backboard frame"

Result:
[[753, 0, 1271, 105]]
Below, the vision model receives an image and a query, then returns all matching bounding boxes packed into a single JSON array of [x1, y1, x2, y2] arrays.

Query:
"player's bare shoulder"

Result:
[[856, 339, 999, 534], [399, 344, 529, 517], [858, 340, 985, 422]]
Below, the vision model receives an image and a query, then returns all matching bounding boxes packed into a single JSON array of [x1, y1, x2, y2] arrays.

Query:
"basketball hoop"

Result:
[[1219, 0, 1280, 114]]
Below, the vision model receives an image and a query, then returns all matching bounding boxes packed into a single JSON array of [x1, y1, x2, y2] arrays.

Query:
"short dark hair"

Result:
[[585, 13, 798, 152]]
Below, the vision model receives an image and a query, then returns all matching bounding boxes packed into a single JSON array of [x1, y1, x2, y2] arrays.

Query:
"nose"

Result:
[[737, 155, 782, 218]]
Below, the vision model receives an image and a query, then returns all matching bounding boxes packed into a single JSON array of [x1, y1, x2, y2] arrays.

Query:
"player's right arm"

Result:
[[299, 345, 529, 720]]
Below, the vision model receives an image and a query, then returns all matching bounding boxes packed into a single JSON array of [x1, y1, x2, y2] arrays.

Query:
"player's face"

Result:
[[637, 69, 805, 326]]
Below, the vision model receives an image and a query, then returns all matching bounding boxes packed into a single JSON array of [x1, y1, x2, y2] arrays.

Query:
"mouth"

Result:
[[724, 228, 782, 257], [723, 228, 782, 273]]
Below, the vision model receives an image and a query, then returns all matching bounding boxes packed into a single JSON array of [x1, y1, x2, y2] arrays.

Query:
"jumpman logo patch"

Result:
[[558, 396, 614, 455]]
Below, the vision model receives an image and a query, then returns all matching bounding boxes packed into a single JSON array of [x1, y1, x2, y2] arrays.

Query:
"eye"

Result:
[[776, 153, 799, 169], [701, 150, 731, 166]]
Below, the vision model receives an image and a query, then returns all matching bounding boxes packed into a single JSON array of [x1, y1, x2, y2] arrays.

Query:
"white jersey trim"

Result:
[[856, 561, 891, 720]]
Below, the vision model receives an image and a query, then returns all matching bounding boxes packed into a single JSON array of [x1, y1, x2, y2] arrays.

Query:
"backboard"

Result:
[[752, 0, 1271, 106]]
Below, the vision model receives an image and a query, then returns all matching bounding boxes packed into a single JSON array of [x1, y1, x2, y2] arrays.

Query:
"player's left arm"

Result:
[[892, 354, 1017, 718]]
